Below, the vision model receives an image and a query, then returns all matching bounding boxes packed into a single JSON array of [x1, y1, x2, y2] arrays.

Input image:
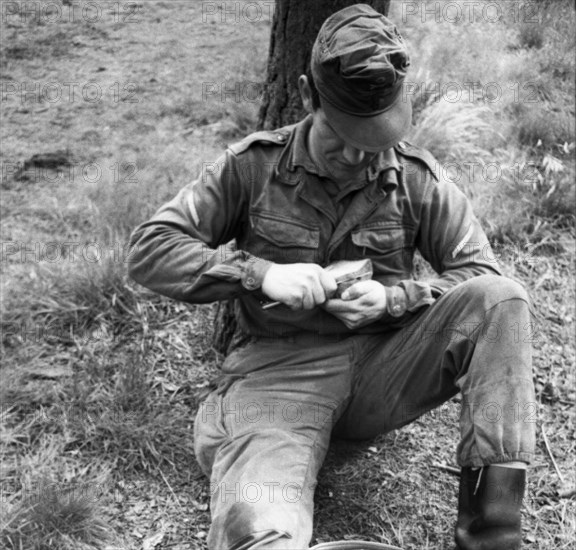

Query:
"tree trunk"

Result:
[[212, 0, 391, 356]]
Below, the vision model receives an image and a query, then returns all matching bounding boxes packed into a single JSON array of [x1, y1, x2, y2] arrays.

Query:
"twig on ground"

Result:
[[541, 424, 565, 484], [431, 462, 460, 477], [157, 467, 186, 514]]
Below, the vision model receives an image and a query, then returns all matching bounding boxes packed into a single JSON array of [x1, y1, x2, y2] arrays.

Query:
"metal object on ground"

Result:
[[310, 541, 403, 550]]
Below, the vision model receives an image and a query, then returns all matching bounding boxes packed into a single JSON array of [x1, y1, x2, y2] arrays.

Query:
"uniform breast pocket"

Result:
[[248, 211, 321, 264], [351, 223, 414, 275]]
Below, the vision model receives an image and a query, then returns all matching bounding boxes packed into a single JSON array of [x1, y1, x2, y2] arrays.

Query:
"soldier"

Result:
[[128, 5, 535, 549]]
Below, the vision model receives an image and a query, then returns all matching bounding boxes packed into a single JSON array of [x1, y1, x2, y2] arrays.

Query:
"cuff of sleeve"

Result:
[[241, 256, 274, 291], [399, 280, 436, 311], [385, 286, 409, 318]]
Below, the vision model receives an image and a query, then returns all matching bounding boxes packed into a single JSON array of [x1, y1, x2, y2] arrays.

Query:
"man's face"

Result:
[[307, 107, 379, 184]]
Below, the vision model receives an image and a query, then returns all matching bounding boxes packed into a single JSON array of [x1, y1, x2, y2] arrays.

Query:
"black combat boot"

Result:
[[455, 465, 526, 550]]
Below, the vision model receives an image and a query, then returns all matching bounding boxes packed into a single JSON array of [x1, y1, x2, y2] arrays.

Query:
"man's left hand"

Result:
[[322, 280, 387, 329]]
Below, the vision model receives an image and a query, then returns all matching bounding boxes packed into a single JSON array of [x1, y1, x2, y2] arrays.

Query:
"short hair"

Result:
[[306, 69, 321, 111]]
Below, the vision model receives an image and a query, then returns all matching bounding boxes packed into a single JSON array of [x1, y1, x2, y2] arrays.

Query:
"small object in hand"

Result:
[[261, 259, 373, 309], [324, 258, 373, 298]]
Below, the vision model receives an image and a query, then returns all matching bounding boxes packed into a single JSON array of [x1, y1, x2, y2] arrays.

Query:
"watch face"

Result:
[[388, 289, 406, 318]]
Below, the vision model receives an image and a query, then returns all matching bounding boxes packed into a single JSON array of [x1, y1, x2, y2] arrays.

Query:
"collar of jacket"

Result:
[[275, 114, 401, 194]]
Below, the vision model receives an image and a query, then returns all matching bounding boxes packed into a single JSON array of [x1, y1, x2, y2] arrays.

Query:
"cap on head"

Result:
[[311, 3, 411, 152]]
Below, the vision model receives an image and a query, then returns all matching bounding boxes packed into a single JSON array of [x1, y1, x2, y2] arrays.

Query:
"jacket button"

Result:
[[277, 134, 286, 142], [397, 141, 406, 149]]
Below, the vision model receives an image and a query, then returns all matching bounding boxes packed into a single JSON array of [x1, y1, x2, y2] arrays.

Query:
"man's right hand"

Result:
[[261, 263, 338, 310]]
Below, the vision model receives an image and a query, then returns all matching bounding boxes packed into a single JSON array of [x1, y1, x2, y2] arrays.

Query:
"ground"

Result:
[[1, 1, 575, 549]]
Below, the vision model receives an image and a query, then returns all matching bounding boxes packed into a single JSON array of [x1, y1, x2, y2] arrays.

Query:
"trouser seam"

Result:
[[484, 295, 531, 314]]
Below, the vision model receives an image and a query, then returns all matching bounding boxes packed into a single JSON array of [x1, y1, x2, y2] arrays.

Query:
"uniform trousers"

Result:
[[193, 275, 536, 549]]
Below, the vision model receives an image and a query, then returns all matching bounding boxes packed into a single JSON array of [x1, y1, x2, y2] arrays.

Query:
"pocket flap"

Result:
[[351, 225, 407, 253], [251, 213, 320, 249]]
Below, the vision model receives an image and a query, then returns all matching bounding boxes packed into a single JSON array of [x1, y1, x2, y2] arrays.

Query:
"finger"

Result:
[[323, 298, 356, 313], [311, 280, 328, 306], [341, 280, 375, 301], [301, 288, 317, 310], [319, 270, 338, 296], [287, 294, 304, 311]]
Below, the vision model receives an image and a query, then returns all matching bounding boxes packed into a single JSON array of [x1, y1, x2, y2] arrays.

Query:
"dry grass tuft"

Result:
[[2, 486, 111, 550], [409, 100, 496, 162], [2, 258, 143, 347]]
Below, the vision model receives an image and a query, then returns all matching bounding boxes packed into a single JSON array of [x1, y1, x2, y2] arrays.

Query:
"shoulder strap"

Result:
[[228, 129, 290, 156], [394, 141, 440, 181]]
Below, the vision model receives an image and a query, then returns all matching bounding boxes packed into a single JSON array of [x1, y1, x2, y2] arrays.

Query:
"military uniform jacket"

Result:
[[128, 115, 501, 337]]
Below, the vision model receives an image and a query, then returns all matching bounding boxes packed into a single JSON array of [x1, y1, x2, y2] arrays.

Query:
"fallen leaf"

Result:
[[162, 381, 180, 392], [192, 499, 208, 511], [142, 528, 165, 550]]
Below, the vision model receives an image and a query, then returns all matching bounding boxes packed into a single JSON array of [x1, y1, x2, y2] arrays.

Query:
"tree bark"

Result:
[[212, 0, 391, 356]]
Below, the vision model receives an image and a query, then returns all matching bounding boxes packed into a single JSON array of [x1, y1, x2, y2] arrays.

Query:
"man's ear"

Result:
[[298, 75, 314, 114]]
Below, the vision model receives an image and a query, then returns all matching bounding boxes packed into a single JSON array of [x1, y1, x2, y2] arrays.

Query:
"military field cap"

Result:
[[311, 4, 412, 152]]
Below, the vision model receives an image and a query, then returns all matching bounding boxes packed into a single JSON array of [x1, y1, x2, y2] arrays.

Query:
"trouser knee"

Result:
[[464, 275, 530, 310]]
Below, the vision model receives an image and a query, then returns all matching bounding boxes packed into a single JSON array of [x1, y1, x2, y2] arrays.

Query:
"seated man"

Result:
[[128, 5, 535, 549]]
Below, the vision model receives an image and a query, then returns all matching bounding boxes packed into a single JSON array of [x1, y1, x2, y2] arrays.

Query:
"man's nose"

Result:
[[341, 143, 365, 165]]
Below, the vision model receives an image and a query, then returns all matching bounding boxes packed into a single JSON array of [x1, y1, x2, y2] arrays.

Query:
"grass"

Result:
[[398, 0, 576, 246], [1, 0, 574, 548], [0, 430, 114, 550], [1, 258, 141, 347], [409, 100, 495, 162], [2, 484, 112, 550]]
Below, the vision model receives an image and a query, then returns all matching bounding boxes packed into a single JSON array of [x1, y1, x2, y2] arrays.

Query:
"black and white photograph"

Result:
[[1, 1, 575, 548]]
